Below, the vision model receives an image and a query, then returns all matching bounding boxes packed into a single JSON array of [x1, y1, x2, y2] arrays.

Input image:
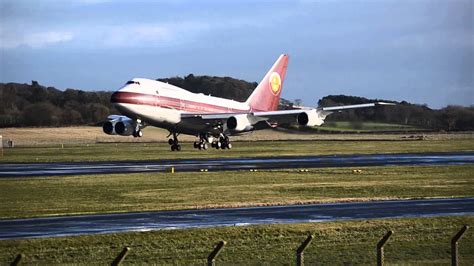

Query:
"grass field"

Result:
[[315, 121, 424, 133], [1, 216, 472, 265], [1, 138, 473, 163], [1, 165, 473, 219], [1, 126, 472, 147], [1, 128, 473, 264]]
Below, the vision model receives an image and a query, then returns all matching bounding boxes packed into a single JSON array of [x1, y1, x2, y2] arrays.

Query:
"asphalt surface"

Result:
[[0, 198, 472, 240], [0, 152, 473, 177]]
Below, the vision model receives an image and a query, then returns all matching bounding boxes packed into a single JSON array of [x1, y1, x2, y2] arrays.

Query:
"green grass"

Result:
[[318, 121, 424, 132], [1, 216, 472, 265], [1, 139, 473, 163], [1, 165, 473, 219]]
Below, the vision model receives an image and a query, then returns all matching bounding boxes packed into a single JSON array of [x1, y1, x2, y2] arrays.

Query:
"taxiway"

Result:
[[0, 197, 472, 240]]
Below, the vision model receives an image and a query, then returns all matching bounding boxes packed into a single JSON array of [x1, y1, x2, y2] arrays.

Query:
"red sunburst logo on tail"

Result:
[[269, 72, 281, 95]]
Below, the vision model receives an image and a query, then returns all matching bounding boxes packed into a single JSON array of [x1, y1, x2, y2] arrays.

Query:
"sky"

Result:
[[0, 0, 472, 109]]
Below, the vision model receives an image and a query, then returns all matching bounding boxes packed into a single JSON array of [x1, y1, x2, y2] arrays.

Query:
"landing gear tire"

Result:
[[133, 130, 143, 138], [195, 134, 211, 151], [171, 144, 181, 151], [168, 132, 181, 152], [217, 136, 231, 150]]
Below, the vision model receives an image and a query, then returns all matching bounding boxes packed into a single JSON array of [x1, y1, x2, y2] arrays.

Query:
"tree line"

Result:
[[0, 81, 115, 127], [0, 77, 472, 131], [318, 95, 474, 131]]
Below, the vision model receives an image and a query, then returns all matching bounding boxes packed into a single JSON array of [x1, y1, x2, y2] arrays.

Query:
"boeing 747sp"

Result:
[[103, 54, 392, 151]]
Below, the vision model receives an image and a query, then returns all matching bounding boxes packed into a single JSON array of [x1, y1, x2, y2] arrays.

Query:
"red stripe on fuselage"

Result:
[[111, 91, 254, 113]]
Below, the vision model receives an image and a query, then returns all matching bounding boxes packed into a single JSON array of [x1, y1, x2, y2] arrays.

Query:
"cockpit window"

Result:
[[126, 81, 140, 85]]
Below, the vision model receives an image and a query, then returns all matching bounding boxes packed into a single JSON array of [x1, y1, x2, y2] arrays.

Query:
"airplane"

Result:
[[103, 54, 393, 151]]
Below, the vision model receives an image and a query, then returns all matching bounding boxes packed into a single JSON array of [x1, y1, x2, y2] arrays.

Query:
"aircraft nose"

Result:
[[110, 91, 123, 104]]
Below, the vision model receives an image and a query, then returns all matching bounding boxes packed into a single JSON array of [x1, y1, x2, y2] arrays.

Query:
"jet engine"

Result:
[[102, 121, 116, 135], [227, 114, 254, 132], [114, 120, 134, 136], [102, 115, 135, 136], [296, 110, 325, 127]]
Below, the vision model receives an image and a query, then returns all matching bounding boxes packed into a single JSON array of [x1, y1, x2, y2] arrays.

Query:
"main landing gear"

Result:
[[168, 132, 181, 151], [193, 133, 232, 151], [168, 132, 232, 152], [193, 141, 208, 150], [211, 135, 232, 150]]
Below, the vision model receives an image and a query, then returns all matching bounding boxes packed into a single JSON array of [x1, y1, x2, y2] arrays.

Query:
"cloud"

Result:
[[388, 30, 474, 50], [0, 20, 210, 49], [93, 22, 211, 48], [0, 28, 74, 49], [71, 0, 112, 4]]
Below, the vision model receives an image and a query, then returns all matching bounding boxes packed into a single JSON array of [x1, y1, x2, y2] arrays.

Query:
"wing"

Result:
[[320, 102, 395, 112], [180, 109, 324, 133], [180, 101, 395, 133], [181, 109, 305, 123]]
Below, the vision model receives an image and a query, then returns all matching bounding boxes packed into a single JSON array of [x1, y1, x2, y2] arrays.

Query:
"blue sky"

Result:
[[0, 0, 472, 108]]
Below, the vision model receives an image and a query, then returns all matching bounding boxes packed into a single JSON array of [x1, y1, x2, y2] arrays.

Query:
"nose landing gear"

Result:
[[132, 120, 143, 138], [132, 129, 143, 138]]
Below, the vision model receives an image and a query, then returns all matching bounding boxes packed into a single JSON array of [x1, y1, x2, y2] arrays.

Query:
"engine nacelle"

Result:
[[227, 115, 253, 132], [114, 120, 134, 136], [102, 121, 116, 135], [297, 110, 325, 127], [102, 115, 135, 136]]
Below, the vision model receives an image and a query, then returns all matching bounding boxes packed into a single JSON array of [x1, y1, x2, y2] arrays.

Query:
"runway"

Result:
[[0, 198, 472, 240], [0, 152, 473, 177]]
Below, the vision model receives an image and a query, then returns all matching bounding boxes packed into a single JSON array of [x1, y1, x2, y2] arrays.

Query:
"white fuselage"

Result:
[[112, 78, 251, 135]]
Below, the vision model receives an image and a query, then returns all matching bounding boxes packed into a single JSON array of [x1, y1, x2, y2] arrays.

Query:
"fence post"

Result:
[[296, 234, 314, 266], [451, 225, 468, 266], [111, 247, 130, 266], [10, 254, 24, 266], [207, 240, 226, 266], [376, 230, 393, 266]]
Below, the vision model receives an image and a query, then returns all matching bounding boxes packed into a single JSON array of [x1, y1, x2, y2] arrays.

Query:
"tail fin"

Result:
[[245, 54, 289, 111]]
